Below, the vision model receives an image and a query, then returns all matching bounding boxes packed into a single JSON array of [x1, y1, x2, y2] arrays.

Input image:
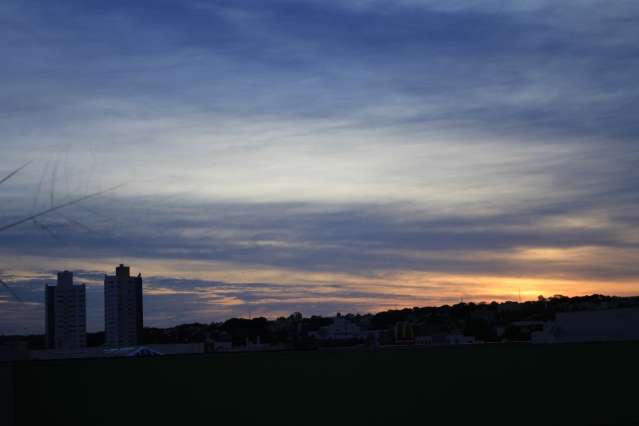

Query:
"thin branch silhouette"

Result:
[[55, 211, 95, 233], [32, 218, 61, 241], [0, 160, 33, 187], [0, 183, 126, 233], [50, 160, 59, 208], [0, 278, 23, 303], [32, 162, 48, 213]]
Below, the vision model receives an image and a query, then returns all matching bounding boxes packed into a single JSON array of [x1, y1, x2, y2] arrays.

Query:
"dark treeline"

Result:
[[3, 294, 638, 350]]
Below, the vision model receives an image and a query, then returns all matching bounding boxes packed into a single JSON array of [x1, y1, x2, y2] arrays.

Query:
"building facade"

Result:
[[104, 264, 143, 347], [310, 314, 363, 340], [45, 271, 87, 349], [532, 307, 639, 343]]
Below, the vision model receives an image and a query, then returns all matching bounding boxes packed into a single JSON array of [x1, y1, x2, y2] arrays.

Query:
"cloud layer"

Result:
[[1, 0, 638, 333]]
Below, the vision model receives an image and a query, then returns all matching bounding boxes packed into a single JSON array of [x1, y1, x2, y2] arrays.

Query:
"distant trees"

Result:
[[302, 315, 332, 332], [370, 309, 411, 329], [220, 317, 272, 345], [5, 294, 636, 348]]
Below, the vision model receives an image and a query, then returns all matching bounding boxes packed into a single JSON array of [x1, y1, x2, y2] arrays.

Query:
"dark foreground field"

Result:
[[10, 342, 639, 425]]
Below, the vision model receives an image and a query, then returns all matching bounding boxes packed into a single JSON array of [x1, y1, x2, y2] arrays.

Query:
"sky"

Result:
[[1, 0, 638, 334]]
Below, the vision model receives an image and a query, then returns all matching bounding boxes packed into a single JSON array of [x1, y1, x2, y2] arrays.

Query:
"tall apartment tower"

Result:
[[44, 271, 87, 349], [104, 264, 143, 347]]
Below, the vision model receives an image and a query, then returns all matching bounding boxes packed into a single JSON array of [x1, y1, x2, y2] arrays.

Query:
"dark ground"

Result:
[[10, 342, 639, 425]]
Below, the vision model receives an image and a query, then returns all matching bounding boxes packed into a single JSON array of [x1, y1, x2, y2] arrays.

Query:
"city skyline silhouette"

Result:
[[2, 2, 639, 425]]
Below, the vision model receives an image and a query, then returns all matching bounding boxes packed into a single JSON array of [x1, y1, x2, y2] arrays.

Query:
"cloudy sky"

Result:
[[1, 0, 638, 333]]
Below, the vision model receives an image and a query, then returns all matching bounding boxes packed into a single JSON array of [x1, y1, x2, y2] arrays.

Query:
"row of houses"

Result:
[[287, 306, 639, 348], [305, 314, 476, 346]]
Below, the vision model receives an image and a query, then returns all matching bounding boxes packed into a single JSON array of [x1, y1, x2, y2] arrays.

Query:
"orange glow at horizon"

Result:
[[2, 252, 637, 314]]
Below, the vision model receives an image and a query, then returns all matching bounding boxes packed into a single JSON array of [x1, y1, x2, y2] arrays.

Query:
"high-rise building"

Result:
[[104, 264, 143, 347], [44, 271, 86, 349]]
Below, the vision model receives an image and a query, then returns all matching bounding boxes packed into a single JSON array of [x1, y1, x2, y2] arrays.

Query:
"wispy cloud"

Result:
[[1, 0, 638, 333]]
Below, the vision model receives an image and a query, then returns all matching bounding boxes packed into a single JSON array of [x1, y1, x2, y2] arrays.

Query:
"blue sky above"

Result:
[[1, 0, 638, 333]]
